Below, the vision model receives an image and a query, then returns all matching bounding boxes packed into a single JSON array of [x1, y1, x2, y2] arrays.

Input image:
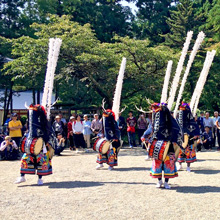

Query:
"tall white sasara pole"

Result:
[[173, 31, 205, 118], [160, 60, 173, 103], [46, 38, 62, 120], [167, 31, 193, 110], [112, 57, 126, 121], [192, 50, 216, 116]]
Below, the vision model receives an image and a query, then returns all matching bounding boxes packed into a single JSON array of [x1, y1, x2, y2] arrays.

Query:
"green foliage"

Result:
[[4, 15, 175, 109], [1, 0, 220, 113], [165, 0, 195, 47], [132, 0, 176, 43]]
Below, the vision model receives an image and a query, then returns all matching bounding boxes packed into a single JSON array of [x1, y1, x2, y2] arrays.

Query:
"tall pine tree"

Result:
[[132, 0, 175, 44], [165, 0, 195, 47]]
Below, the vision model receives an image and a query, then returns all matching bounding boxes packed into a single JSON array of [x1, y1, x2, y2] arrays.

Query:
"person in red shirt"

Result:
[[67, 116, 75, 150], [126, 111, 137, 148]]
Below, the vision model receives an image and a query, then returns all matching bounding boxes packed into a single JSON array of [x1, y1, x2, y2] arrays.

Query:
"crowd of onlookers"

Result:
[[1, 110, 220, 160], [195, 111, 220, 151]]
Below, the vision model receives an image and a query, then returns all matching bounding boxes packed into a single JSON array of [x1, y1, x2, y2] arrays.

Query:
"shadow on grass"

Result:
[[18, 180, 154, 189]]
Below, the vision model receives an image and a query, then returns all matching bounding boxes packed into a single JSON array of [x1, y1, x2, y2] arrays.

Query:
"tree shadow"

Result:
[[172, 185, 220, 194], [191, 169, 220, 175], [18, 180, 154, 189], [197, 159, 220, 162], [113, 167, 150, 171]]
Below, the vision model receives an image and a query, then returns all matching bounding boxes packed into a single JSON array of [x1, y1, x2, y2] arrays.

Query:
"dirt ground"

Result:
[[0, 147, 220, 220]]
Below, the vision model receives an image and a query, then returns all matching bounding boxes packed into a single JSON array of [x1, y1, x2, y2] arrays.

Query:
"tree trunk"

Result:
[[37, 89, 40, 104], [9, 82, 13, 114], [2, 88, 8, 126], [3, 88, 12, 125], [32, 89, 36, 105]]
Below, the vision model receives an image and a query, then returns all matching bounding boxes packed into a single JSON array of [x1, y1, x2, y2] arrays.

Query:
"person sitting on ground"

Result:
[[55, 133, 65, 155], [0, 136, 18, 160], [197, 126, 213, 151]]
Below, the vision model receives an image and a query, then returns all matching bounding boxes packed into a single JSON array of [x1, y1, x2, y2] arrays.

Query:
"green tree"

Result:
[[4, 15, 175, 109], [165, 0, 195, 47], [131, 0, 175, 43], [0, 0, 25, 38]]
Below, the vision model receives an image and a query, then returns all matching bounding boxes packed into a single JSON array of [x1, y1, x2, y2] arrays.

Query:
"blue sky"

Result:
[[120, 0, 138, 14]]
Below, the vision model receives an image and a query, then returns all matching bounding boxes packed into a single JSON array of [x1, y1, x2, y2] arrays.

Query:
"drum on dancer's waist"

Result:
[[149, 139, 170, 161], [20, 137, 43, 155], [182, 133, 189, 148], [93, 138, 110, 154], [172, 143, 180, 160]]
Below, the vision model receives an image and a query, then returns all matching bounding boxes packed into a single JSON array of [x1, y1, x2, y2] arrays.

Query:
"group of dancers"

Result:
[[13, 30, 216, 188], [13, 98, 200, 189]]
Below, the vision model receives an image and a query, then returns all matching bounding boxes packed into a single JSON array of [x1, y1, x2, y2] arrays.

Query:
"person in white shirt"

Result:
[[83, 115, 92, 151], [0, 136, 18, 160], [72, 115, 86, 152]]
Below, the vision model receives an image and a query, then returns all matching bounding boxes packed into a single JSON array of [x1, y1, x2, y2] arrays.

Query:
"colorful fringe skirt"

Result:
[[20, 151, 52, 176], [97, 148, 118, 167], [150, 153, 178, 179], [178, 144, 197, 163]]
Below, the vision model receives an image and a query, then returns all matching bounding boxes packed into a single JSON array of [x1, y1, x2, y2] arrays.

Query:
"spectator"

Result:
[[59, 112, 67, 126], [127, 111, 137, 148], [21, 121, 28, 136], [8, 113, 22, 147], [137, 114, 149, 146], [59, 112, 67, 137], [72, 115, 86, 152], [91, 114, 102, 135], [55, 133, 65, 155], [197, 126, 213, 151], [213, 111, 220, 149], [197, 111, 205, 132], [0, 136, 18, 160], [53, 115, 65, 136], [83, 115, 92, 151], [72, 112, 76, 118], [118, 113, 126, 138], [215, 114, 220, 151], [67, 116, 75, 150], [203, 111, 214, 129]]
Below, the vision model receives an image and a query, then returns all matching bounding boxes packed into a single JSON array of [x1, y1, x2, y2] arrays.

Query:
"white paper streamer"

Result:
[[174, 31, 205, 118], [160, 60, 173, 103], [112, 57, 126, 121], [42, 39, 55, 108], [167, 31, 193, 110], [190, 52, 210, 112], [192, 50, 216, 116], [41, 38, 62, 120]]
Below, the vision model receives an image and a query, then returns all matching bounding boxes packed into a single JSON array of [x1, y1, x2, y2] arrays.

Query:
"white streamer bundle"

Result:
[[167, 31, 193, 110], [41, 38, 62, 120], [42, 39, 55, 108], [192, 50, 216, 116], [190, 52, 210, 111], [173, 31, 205, 118], [160, 60, 173, 103], [112, 57, 126, 121]]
